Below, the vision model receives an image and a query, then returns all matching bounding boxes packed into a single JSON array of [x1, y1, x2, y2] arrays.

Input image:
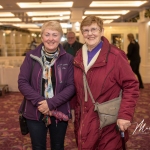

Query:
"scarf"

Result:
[[41, 46, 59, 126], [82, 43, 102, 102], [42, 46, 59, 98]]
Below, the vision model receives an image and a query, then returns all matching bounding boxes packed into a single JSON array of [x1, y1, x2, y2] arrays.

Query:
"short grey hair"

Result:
[[41, 21, 63, 37]]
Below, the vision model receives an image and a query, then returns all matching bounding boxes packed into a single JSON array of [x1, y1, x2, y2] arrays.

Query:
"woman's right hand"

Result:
[[117, 119, 131, 132], [38, 100, 50, 114]]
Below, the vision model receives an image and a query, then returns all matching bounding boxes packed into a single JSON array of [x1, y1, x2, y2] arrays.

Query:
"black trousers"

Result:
[[130, 61, 144, 88], [26, 116, 68, 150]]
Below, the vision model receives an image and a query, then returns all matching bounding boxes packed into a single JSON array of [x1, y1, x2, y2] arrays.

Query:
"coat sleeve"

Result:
[[18, 53, 45, 106], [114, 50, 139, 121]]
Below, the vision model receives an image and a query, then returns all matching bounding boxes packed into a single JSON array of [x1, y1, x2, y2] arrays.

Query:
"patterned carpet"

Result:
[[0, 84, 150, 150]]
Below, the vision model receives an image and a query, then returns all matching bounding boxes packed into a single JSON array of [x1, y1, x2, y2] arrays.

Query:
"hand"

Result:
[[38, 100, 49, 115], [71, 109, 75, 123], [117, 119, 131, 132]]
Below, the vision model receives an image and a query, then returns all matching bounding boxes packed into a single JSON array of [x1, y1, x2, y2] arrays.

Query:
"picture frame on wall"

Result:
[[111, 34, 123, 50]]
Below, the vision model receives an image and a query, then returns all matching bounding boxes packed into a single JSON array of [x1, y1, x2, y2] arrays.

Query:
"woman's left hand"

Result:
[[117, 119, 131, 132], [38, 100, 50, 114]]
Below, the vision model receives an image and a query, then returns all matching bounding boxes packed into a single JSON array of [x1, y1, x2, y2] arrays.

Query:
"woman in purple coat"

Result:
[[18, 21, 75, 150]]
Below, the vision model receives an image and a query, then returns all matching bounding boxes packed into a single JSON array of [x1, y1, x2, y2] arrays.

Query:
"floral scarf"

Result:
[[41, 46, 59, 99]]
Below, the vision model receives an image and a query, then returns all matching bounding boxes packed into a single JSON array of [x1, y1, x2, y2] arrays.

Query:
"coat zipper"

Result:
[[54, 51, 66, 126]]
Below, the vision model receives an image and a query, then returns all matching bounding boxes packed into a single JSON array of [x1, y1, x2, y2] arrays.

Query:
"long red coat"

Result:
[[72, 36, 139, 150]]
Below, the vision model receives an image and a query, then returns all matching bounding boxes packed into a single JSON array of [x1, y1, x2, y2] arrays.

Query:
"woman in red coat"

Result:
[[71, 16, 139, 150]]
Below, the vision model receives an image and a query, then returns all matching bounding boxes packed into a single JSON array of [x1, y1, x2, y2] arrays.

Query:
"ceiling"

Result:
[[0, 0, 150, 31]]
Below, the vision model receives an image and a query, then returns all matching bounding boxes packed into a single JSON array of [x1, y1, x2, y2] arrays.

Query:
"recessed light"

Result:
[[17, 2, 73, 8], [84, 10, 130, 15], [90, 1, 148, 7], [26, 11, 71, 16]]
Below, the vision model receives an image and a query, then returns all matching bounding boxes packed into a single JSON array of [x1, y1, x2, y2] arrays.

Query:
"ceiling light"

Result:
[[26, 11, 71, 16], [103, 20, 113, 24], [13, 24, 39, 28], [5, 30, 11, 34], [36, 23, 72, 29], [84, 10, 130, 15], [28, 28, 41, 32], [90, 1, 148, 7], [0, 5, 3, 8], [0, 12, 14, 17], [78, 18, 114, 24], [60, 23, 72, 28], [17, 2, 73, 8], [0, 18, 21, 22], [82, 15, 120, 19], [32, 16, 70, 21]]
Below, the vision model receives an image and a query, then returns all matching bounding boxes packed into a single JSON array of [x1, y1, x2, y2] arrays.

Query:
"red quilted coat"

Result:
[[72, 36, 139, 150]]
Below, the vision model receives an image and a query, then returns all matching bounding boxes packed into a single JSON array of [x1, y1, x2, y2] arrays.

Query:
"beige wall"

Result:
[[104, 24, 138, 53]]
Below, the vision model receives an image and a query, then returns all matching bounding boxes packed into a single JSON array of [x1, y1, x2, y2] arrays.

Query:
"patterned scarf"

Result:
[[41, 46, 59, 126], [41, 46, 59, 99]]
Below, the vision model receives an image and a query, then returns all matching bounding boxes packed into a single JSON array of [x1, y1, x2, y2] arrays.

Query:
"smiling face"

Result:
[[41, 28, 62, 53], [82, 23, 104, 51]]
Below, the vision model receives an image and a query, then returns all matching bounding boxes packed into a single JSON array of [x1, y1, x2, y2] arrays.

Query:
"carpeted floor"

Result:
[[0, 84, 150, 150]]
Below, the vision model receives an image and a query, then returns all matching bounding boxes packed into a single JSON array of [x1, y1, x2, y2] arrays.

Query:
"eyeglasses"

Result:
[[82, 28, 101, 35]]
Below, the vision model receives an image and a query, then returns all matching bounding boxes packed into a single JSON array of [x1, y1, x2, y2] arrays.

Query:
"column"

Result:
[[0, 30, 7, 56], [138, 10, 150, 83], [70, 8, 85, 43], [10, 31, 16, 56]]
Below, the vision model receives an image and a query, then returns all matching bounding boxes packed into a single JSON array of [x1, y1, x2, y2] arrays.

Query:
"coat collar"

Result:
[[74, 36, 110, 71], [28, 43, 66, 58]]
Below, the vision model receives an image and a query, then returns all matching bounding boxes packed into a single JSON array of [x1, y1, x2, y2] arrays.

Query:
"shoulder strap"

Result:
[[83, 73, 95, 104]]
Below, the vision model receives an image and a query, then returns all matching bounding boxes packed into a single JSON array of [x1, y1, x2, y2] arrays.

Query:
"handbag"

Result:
[[19, 60, 35, 135], [94, 92, 122, 129], [83, 73, 122, 129], [19, 98, 29, 135]]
